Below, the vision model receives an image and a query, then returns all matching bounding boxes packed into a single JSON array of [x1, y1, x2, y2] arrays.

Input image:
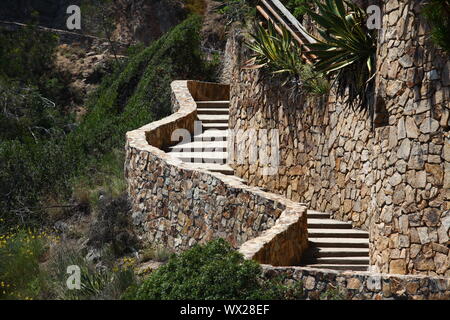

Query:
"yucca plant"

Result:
[[245, 21, 330, 96], [305, 0, 377, 108]]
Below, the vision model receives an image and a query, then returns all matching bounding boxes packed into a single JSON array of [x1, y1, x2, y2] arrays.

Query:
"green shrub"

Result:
[[215, 0, 257, 25], [126, 239, 304, 300], [88, 193, 138, 256], [246, 21, 329, 96], [65, 14, 215, 164], [1, 15, 218, 228], [46, 244, 137, 300], [182, 0, 207, 15], [422, 0, 450, 54], [320, 287, 345, 300], [0, 229, 52, 300], [0, 24, 58, 84], [282, 0, 314, 20]]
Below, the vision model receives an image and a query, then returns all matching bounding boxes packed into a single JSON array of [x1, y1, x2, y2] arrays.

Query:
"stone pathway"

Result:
[[168, 98, 369, 271]]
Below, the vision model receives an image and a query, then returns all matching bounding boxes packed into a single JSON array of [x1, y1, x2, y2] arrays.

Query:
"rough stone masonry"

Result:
[[226, 0, 449, 276]]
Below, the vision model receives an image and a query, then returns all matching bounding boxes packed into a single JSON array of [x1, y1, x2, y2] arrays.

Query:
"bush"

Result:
[[46, 244, 137, 300], [320, 287, 345, 300], [0, 228, 55, 300], [422, 0, 450, 54], [1, 15, 218, 228], [0, 24, 57, 84], [282, 0, 313, 20], [65, 14, 216, 165], [88, 193, 138, 256], [126, 239, 304, 300], [215, 0, 257, 25]]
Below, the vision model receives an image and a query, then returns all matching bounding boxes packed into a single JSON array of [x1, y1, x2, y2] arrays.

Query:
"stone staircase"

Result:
[[168, 98, 370, 272], [302, 210, 369, 271], [168, 100, 234, 175]]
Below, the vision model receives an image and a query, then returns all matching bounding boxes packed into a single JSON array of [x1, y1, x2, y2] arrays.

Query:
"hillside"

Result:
[[0, 14, 218, 300]]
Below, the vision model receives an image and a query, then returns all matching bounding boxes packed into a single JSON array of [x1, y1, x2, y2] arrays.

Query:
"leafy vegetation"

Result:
[[0, 14, 223, 300], [305, 0, 377, 108], [422, 0, 450, 54], [0, 15, 217, 229], [87, 193, 138, 256], [0, 228, 54, 300], [282, 0, 314, 21], [320, 287, 345, 300], [125, 239, 304, 300], [246, 21, 329, 96], [215, 0, 257, 25], [0, 227, 137, 301], [46, 245, 137, 300], [182, 0, 207, 16]]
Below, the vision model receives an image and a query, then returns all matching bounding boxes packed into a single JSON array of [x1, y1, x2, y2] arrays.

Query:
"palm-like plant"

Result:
[[245, 21, 330, 96], [305, 0, 377, 108]]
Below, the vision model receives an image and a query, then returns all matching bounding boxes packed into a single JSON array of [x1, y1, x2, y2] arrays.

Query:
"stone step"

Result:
[[310, 247, 369, 258], [198, 114, 229, 123], [308, 238, 369, 248], [307, 218, 353, 229], [307, 210, 331, 219], [308, 229, 369, 239], [312, 257, 369, 265], [186, 163, 234, 175], [303, 264, 369, 271], [170, 140, 227, 152], [196, 108, 229, 115], [168, 151, 227, 163], [195, 130, 229, 140], [196, 101, 230, 108], [202, 123, 229, 130]]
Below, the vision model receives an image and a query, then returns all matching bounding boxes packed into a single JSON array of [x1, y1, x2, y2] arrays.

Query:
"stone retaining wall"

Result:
[[226, 0, 450, 276], [262, 265, 450, 300], [125, 80, 308, 263]]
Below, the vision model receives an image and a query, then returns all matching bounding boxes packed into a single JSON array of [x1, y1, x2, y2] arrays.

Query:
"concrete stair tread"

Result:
[[308, 238, 369, 248], [308, 218, 352, 225], [168, 151, 227, 159], [302, 264, 369, 271], [307, 211, 330, 218], [195, 130, 229, 139], [202, 123, 229, 129], [198, 114, 229, 122], [196, 100, 229, 105], [186, 163, 234, 174], [196, 108, 229, 114], [170, 140, 227, 151], [310, 247, 369, 258], [312, 247, 369, 253], [309, 229, 369, 237], [308, 218, 353, 229], [313, 257, 369, 264]]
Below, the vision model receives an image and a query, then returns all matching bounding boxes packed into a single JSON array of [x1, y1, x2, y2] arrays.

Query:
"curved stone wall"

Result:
[[125, 80, 308, 264]]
